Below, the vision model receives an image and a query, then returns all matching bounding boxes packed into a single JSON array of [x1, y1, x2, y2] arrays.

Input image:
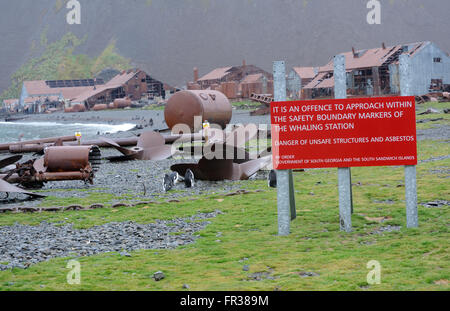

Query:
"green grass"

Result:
[[416, 102, 450, 130], [232, 101, 262, 110], [0, 138, 448, 291]]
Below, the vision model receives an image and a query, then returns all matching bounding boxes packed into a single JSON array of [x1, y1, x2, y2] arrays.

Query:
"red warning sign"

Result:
[[271, 96, 417, 169]]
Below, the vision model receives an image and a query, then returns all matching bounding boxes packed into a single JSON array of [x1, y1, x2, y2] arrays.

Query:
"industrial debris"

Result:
[[0, 145, 101, 199], [1, 87, 274, 201], [170, 123, 272, 182], [165, 90, 232, 130], [101, 131, 172, 162], [249, 93, 274, 116]]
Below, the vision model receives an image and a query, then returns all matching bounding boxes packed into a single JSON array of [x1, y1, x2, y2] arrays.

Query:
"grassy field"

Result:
[[0, 104, 448, 291]]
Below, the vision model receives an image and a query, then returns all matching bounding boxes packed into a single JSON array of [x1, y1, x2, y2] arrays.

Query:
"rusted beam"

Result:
[[0, 136, 77, 151]]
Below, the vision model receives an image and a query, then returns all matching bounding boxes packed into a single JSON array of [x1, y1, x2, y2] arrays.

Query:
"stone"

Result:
[[153, 271, 165, 281]]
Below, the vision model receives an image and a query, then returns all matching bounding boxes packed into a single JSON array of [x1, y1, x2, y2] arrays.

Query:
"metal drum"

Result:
[[113, 98, 131, 109], [44, 146, 101, 172], [164, 90, 232, 130]]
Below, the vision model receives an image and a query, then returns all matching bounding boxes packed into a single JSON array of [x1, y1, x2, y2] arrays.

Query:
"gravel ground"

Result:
[[0, 147, 270, 208], [0, 211, 222, 271], [417, 124, 450, 141], [1, 108, 271, 208]]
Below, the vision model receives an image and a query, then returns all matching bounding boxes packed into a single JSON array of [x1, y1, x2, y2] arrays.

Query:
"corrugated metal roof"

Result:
[[292, 67, 317, 79], [23, 96, 60, 104], [303, 72, 328, 89], [197, 67, 233, 81], [319, 42, 429, 72], [72, 70, 141, 102], [240, 73, 263, 84], [23, 80, 95, 101], [106, 70, 139, 87], [3, 99, 18, 106]]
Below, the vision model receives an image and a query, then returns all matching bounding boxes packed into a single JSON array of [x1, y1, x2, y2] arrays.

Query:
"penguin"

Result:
[[163, 173, 174, 192], [184, 169, 195, 188]]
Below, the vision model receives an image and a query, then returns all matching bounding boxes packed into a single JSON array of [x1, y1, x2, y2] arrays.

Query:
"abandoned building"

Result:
[[189, 61, 273, 99], [287, 67, 319, 99], [70, 69, 169, 109], [13, 69, 169, 113], [18, 78, 105, 113], [302, 41, 450, 99]]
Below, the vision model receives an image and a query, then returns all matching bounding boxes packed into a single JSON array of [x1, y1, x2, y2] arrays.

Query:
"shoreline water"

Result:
[[0, 108, 272, 143]]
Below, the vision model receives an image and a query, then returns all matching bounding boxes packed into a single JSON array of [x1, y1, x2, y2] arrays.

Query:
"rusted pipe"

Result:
[[0, 136, 77, 151]]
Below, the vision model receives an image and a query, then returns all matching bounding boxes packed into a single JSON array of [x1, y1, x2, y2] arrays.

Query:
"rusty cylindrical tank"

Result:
[[64, 104, 86, 113], [165, 90, 232, 130], [113, 98, 132, 109], [92, 104, 108, 111], [44, 146, 101, 172]]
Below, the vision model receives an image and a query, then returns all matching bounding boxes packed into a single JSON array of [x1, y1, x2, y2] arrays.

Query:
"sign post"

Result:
[[334, 55, 353, 232], [274, 61, 296, 236], [400, 54, 418, 228], [271, 95, 418, 232]]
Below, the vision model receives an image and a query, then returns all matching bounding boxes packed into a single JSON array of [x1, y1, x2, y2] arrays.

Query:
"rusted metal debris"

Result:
[[170, 124, 272, 181], [171, 156, 272, 181], [249, 93, 274, 116], [4, 133, 203, 154], [0, 179, 46, 198], [165, 90, 232, 130], [250, 93, 274, 106], [0, 146, 101, 192], [415, 92, 450, 105], [0, 136, 77, 152], [102, 131, 172, 162]]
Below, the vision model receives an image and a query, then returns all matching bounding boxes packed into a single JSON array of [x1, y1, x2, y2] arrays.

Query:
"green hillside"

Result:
[[0, 32, 130, 102]]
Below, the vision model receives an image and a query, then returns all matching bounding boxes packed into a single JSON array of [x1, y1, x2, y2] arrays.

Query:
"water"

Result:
[[0, 121, 136, 144]]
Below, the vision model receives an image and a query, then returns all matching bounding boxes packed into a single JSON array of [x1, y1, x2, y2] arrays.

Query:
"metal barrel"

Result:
[[44, 146, 100, 172], [164, 90, 232, 130], [113, 98, 132, 109], [92, 104, 108, 111]]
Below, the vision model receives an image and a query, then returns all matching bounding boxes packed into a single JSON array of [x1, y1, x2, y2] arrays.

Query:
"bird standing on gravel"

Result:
[[163, 170, 195, 192], [184, 169, 195, 188]]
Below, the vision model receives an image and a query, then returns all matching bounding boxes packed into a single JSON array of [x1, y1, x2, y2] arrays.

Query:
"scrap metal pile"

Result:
[[415, 92, 450, 105], [249, 93, 274, 116], [1, 90, 272, 200], [0, 145, 101, 198]]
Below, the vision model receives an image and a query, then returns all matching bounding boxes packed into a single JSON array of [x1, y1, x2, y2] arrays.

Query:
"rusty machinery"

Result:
[[101, 131, 173, 162], [0, 145, 101, 198], [164, 90, 272, 182], [170, 124, 272, 181]]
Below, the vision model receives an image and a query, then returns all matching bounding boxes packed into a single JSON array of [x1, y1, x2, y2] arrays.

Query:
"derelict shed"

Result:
[[287, 67, 319, 99], [70, 69, 167, 108], [194, 61, 273, 99], [18, 78, 105, 113], [302, 41, 450, 99], [389, 42, 450, 95]]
